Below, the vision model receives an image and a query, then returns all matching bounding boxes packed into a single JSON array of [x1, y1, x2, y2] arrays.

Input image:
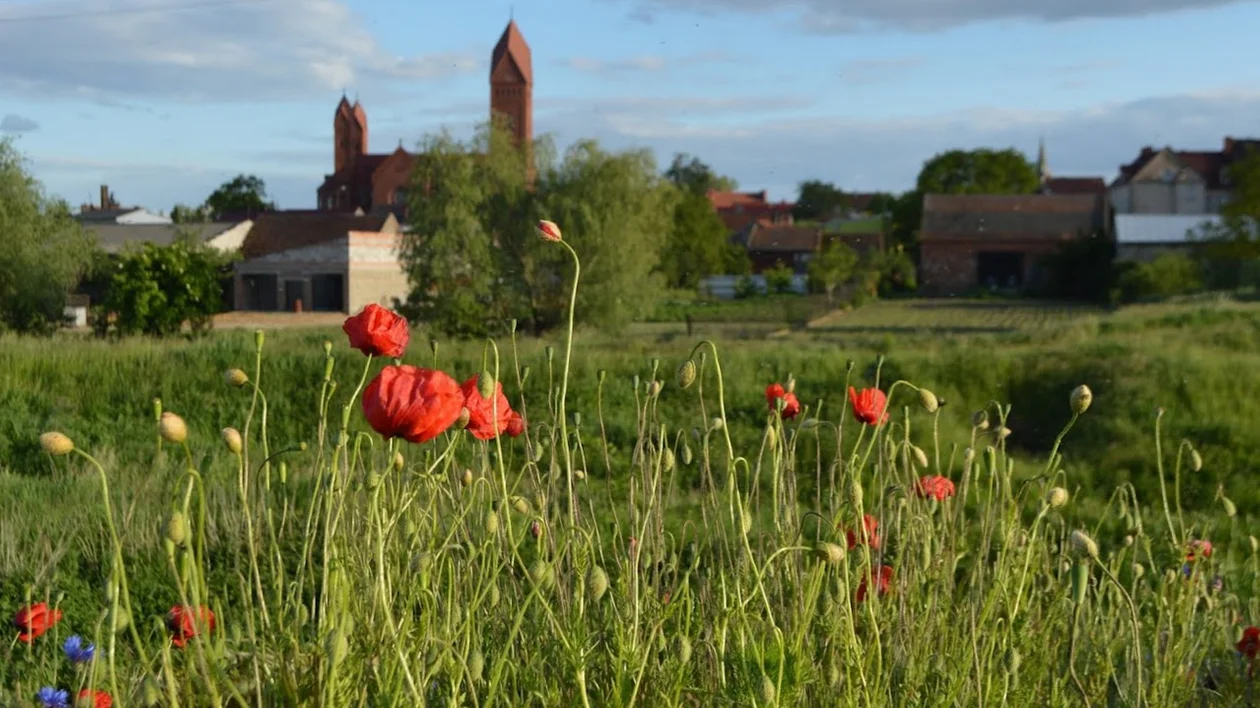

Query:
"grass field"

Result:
[[4, 293, 1260, 704]]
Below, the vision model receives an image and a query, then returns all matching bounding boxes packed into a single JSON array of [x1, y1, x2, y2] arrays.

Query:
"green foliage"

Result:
[[98, 237, 233, 337], [915, 147, 1040, 196], [170, 203, 210, 224], [401, 122, 674, 337], [763, 263, 795, 294], [1037, 232, 1116, 301], [1113, 253, 1204, 304], [660, 189, 731, 289], [0, 139, 97, 335], [664, 153, 736, 195], [203, 174, 276, 218], [734, 275, 760, 299], [793, 179, 847, 221], [807, 240, 858, 302], [723, 243, 753, 276]]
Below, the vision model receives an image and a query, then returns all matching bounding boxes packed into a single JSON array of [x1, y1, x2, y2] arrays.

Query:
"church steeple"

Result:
[[490, 20, 533, 147], [1037, 137, 1050, 185]]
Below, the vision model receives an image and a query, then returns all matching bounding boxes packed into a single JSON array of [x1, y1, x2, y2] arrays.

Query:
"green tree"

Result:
[[203, 174, 276, 218], [0, 138, 97, 334], [915, 148, 1040, 195], [1113, 253, 1203, 304], [402, 122, 674, 337], [794, 179, 848, 221], [1195, 147, 1260, 287], [665, 153, 736, 195], [808, 240, 858, 303], [99, 235, 232, 337], [171, 203, 209, 223]]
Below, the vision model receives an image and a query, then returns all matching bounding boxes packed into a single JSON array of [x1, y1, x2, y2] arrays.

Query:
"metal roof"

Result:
[[1113, 214, 1221, 244]]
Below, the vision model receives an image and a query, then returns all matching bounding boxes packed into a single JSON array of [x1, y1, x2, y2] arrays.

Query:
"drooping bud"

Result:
[[663, 447, 676, 472], [815, 542, 845, 564], [529, 559, 555, 589], [392, 451, 404, 472], [1190, 447, 1203, 472], [484, 511, 500, 536], [676, 360, 697, 389], [511, 496, 530, 515], [588, 566, 609, 602], [1046, 487, 1069, 509], [221, 427, 243, 454], [647, 380, 661, 398], [963, 447, 976, 465], [159, 412, 188, 444], [1069, 530, 1099, 560], [1222, 497, 1237, 517], [325, 629, 349, 668], [574, 469, 586, 481], [996, 426, 1012, 441], [760, 675, 776, 705], [918, 388, 940, 414], [971, 410, 989, 430], [911, 444, 929, 469], [536, 219, 562, 242], [477, 371, 496, 401], [740, 506, 753, 534], [677, 636, 693, 665], [457, 408, 471, 430], [469, 649, 485, 682], [710, 417, 725, 432], [1069, 385, 1093, 415], [529, 519, 543, 540], [461, 469, 473, 487], [39, 431, 74, 456], [681, 444, 693, 466], [166, 511, 189, 547], [225, 368, 249, 388], [846, 476, 864, 509]]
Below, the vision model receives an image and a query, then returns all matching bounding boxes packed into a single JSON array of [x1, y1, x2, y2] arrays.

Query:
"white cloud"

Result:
[[615, 0, 1250, 32], [1, 114, 39, 133], [0, 0, 481, 103], [839, 57, 924, 85]]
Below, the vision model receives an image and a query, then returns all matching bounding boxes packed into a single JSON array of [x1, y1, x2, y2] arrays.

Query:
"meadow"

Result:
[[3, 282, 1260, 705]]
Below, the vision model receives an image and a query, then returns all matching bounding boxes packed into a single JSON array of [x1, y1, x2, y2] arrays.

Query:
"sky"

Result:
[[0, 0, 1258, 211]]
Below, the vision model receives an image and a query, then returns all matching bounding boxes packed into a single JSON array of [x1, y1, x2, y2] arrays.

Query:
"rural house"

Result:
[[736, 221, 821, 273], [918, 194, 1107, 295], [1113, 214, 1223, 262], [232, 211, 405, 313], [707, 190, 795, 233], [84, 221, 252, 255], [1109, 137, 1260, 215], [75, 184, 173, 225]]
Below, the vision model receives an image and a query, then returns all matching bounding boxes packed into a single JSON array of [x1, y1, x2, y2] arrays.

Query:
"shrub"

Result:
[[97, 237, 233, 337], [1113, 252, 1203, 304], [763, 263, 795, 294]]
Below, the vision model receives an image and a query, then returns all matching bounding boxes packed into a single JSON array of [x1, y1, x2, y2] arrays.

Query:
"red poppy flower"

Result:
[[845, 514, 881, 550], [14, 602, 62, 642], [1239, 626, 1260, 659], [461, 376, 514, 441], [765, 383, 801, 420], [78, 690, 113, 708], [848, 386, 889, 426], [915, 474, 956, 501], [363, 366, 464, 444], [1187, 539, 1213, 561], [857, 565, 894, 602], [167, 605, 215, 648], [506, 410, 526, 438], [342, 303, 410, 359]]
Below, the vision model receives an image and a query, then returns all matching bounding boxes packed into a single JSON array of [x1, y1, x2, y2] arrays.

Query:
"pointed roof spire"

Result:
[[491, 19, 532, 84], [1037, 136, 1049, 184]]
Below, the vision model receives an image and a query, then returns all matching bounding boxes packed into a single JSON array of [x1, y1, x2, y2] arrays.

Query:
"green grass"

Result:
[[3, 296, 1260, 704]]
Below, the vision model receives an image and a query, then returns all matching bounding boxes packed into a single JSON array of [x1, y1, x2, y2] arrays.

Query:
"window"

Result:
[[393, 189, 408, 206]]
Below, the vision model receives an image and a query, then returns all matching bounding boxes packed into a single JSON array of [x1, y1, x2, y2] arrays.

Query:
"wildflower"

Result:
[[36, 687, 69, 708], [1187, 539, 1213, 561], [341, 303, 409, 359], [77, 690, 112, 708], [158, 412, 187, 444], [918, 388, 940, 413], [536, 219, 562, 242], [765, 383, 800, 420], [676, 359, 697, 389], [224, 368, 249, 387], [1046, 487, 1070, 509], [39, 432, 74, 456], [506, 411, 526, 438], [1238, 626, 1260, 659], [915, 475, 956, 502], [856, 565, 894, 602], [15, 602, 63, 642], [63, 635, 95, 663], [167, 605, 215, 648], [362, 366, 464, 444], [1070, 384, 1093, 415], [221, 427, 243, 454], [461, 375, 514, 440], [845, 514, 881, 550], [1070, 530, 1100, 560], [848, 387, 889, 426]]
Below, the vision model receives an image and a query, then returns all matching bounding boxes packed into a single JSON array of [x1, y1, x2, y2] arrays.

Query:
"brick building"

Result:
[[315, 20, 533, 216], [707, 190, 794, 233], [918, 194, 1107, 295], [1109, 136, 1260, 215]]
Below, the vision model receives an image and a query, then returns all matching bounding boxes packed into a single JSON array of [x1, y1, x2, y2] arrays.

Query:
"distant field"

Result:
[[805, 298, 1107, 336]]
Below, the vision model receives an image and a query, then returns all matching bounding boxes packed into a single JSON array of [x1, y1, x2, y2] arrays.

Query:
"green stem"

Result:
[[558, 241, 582, 527]]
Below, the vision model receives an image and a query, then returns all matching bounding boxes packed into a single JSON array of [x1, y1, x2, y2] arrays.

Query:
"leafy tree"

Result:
[[171, 203, 210, 224], [763, 263, 795, 294], [724, 243, 753, 276], [203, 174, 276, 218], [665, 153, 736, 195], [661, 188, 731, 289], [1194, 147, 1260, 287], [402, 121, 674, 337], [0, 138, 97, 334], [808, 240, 858, 303], [794, 179, 848, 221], [1113, 253, 1203, 304], [915, 148, 1040, 196], [98, 235, 233, 337], [1038, 231, 1115, 301]]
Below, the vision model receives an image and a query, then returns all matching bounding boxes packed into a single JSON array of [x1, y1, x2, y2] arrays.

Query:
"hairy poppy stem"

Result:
[[558, 241, 581, 527]]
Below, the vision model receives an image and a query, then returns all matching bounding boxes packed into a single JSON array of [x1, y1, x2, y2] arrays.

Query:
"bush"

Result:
[[734, 275, 761, 299], [1113, 253, 1203, 304], [763, 263, 795, 294], [97, 237, 234, 337]]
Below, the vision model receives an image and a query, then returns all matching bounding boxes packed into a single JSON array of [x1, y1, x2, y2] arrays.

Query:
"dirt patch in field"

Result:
[[213, 312, 347, 329]]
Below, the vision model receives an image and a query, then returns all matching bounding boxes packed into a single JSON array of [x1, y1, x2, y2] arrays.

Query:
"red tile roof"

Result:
[[745, 222, 821, 253], [241, 211, 394, 260]]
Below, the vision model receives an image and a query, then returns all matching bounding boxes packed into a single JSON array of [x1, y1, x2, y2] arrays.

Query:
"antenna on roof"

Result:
[[510, 4, 514, 20]]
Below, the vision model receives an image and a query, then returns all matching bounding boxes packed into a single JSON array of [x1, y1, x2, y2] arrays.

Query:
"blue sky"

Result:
[[1, 0, 1258, 211]]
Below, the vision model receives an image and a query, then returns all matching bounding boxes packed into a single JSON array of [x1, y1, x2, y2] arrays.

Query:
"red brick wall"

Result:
[[919, 239, 1064, 295]]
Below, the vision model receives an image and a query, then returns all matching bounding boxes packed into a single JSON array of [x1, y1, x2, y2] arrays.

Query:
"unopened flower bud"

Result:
[[996, 426, 1012, 441], [1124, 535, 1134, 547], [681, 444, 693, 465], [536, 219, 562, 242], [710, 417, 724, 432], [1251, 536, 1259, 554], [225, 368, 249, 388], [325, 629, 349, 667], [911, 444, 929, 469], [392, 451, 404, 472], [457, 408, 471, 429], [253, 329, 265, 349], [918, 388, 940, 413], [221, 427, 242, 454], [1046, 487, 1069, 509], [785, 375, 796, 394], [815, 542, 845, 564], [676, 360, 697, 389], [529, 559, 554, 589], [588, 566, 609, 602], [847, 476, 864, 508], [647, 380, 661, 398], [461, 469, 473, 487], [1190, 448, 1203, 472], [574, 469, 586, 480], [760, 675, 776, 705], [740, 507, 753, 534], [152, 398, 162, 421], [677, 636, 693, 665], [1070, 385, 1093, 415], [485, 511, 500, 535], [322, 340, 333, 355], [663, 447, 676, 472], [166, 511, 189, 546], [159, 412, 188, 444], [1222, 497, 1237, 517], [512, 496, 530, 515], [963, 447, 976, 464], [971, 410, 989, 430], [1070, 529, 1099, 559], [39, 431, 74, 456], [477, 371, 496, 401]]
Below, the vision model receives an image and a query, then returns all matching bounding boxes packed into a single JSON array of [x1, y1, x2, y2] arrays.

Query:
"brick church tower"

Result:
[[490, 20, 532, 147]]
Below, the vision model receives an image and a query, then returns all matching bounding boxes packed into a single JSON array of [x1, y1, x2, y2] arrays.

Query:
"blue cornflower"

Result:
[[36, 687, 69, 708], [63, 634, 95, 663]]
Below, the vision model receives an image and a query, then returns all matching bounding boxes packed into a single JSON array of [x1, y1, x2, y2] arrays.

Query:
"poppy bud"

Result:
[[918, 388, 940, 413], [971, 410, 989, 430], [663, 448, 676, 472], [529, 520, 542, 540], [681, 444, 693, 466], [1004, 649, 1022, 675], [279, 461, 288, 485], [1132, 562, 1145, 579], [740, 507, 753, 534], [536, 219, 562, 242], [785, 375, 796, 394], [534, 492, 547, 513], [1124, 535, 1134, 547], [545, 346, 554, 364], [911, 445, 929, 469], [159, 412, 187, 444], [391, 452, 404, 472], [846, 476, 863, 509], [225, 368, 249, 388], [1222, 497, 1237, 517], [1190, 448, 1203, 472], [323, 340, 333, 355], [153, 397, 163, 422], [963, 447, 976, 465], [457, 408, 471, 430], [1046, 487, 1069, 509], [221, 427, 243, 454], [254, 329, 265, 349], [597, 369, 606, 384], [325, 629, 349, 668], [648, 380, 661, 398], [996, 426, 1012, 441], [677, 636, 693, 665], [39, 432, 74, 456], [815, 542, 845, 564], [532, 443, 545, 463], [508, 318, 517, 334], [477, 371, 496, 401], [676, 360, 697, 389], [461, 469, 473, 487], [112, 606, 131, 634], [710, 417, 724, 432], [529, 559, 555, 589], [1070, 530, 1099, 560], [574, 469, 587, 481], [760, 675, 776, 705], [1069, 385, 1092, 415], [485, 511, 500, 535], [512, 496, 530, 515], [574, 411, 582, 427], [166, 511, 189, 547], [141, 678, 162, 706], [588, 566, 609, 602]]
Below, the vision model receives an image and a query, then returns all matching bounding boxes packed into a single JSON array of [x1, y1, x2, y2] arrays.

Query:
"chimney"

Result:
[[1224, 137, 1235, 155]]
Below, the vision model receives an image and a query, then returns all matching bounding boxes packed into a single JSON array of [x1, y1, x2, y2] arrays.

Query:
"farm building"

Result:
[[231, 210, 406, 313], [1113, 214, 1221, 262], [918, 193, 1107, 295], [707, 190, 795, 233], [84, 221, 252, 255]]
